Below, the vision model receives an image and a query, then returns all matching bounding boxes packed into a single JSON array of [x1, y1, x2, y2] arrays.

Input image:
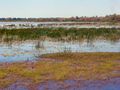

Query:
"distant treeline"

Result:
[[0, 14, 120, 22]]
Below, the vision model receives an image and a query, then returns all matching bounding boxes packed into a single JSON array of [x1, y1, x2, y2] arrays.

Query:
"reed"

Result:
[[0, 28, 120, 42]]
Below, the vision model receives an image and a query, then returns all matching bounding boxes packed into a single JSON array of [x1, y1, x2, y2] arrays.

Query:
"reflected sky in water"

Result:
[[0, 39, 120, 62]]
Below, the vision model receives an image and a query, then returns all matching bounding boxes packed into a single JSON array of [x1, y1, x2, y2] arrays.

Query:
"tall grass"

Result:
[[0, 28, 120, 42]]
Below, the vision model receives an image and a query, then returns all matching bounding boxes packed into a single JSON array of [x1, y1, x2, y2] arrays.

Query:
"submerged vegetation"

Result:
[[0, 52, 120, 88], [0, 28, 120, 42]]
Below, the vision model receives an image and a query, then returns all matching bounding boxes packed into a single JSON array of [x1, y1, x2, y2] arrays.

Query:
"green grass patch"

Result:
[[0, 28, 120, 42]]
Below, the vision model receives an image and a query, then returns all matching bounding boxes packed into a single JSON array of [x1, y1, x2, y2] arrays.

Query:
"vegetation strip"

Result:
[[0, 28, 120, 42]]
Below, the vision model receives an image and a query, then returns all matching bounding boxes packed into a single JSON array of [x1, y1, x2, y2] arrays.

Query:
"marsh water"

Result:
[[0, 27, 120, 63], [0, 21, 120, 29], [0, 38, 120, 62], [0, 28, 120, 90], [4, 78, 120, 90]]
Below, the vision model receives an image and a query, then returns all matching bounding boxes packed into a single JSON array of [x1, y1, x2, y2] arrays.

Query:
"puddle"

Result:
[[3, 78, 120, 90]]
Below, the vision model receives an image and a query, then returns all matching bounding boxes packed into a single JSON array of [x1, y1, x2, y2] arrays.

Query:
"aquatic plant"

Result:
[[0, 28, 120, 42]]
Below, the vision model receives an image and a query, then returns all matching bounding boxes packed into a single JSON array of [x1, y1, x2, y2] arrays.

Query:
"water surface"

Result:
[[0, 39, 120, 62], [4, 78, 120, 90]]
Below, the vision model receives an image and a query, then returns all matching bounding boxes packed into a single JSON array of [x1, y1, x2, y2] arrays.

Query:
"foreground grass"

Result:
[[0, 52, 120, 88]]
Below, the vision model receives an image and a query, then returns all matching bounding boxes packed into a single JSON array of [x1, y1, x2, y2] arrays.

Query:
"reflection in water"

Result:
[[0, 28, 120, 62], [0, 39, 120, 62], [35, 41, 44, 50]]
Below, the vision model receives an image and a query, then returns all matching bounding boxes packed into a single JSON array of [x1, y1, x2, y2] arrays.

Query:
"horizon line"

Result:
[[0, 13, 119, 18]]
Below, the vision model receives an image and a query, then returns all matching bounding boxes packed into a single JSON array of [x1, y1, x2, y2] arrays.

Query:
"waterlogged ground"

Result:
[[2, 78, 120, 90], [0, 53, 120, 90], [0, 28, 120, 90], [0, 39, 120, 62], [0, 28, 120, 62]]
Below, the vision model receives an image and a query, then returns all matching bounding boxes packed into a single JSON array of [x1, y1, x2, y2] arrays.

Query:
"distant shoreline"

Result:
[[0, 21, 120, 29], [0, 14, 120, 22]]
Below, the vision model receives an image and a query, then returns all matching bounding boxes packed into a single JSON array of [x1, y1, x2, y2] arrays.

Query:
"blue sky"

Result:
[[0, 0, 120, 18]]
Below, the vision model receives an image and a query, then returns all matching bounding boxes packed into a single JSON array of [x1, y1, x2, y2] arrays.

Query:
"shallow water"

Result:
[[0, 39, 120, 62], [3, 78, 120, 90], [0, 22, 120, 29]]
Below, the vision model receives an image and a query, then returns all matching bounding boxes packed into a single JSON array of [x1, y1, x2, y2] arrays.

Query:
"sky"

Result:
[[0, 0, 120, 18]]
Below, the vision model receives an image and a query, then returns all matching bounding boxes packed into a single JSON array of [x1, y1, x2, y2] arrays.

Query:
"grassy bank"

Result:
[[0, 52, 120, 88], [0, 28, 120, 42]]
